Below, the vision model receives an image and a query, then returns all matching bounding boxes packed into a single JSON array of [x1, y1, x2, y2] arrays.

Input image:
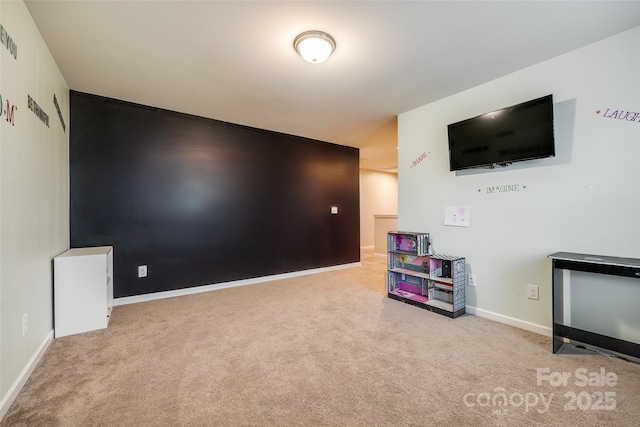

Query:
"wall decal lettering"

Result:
[[0, 94, 17, 126], [596, 108, 640, 123], [53, 94, 66, 132], [27, 95, 49, 127], [0, 25, 17, 60], [485, 184, 525, 194], [410, 151, 430, 168]]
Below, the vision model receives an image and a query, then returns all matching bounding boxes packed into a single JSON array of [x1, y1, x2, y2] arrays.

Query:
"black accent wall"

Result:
[[70, 92, 360, 298]]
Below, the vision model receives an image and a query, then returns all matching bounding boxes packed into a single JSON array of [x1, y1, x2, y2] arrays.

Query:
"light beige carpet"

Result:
[[2, 250, 639, 426]]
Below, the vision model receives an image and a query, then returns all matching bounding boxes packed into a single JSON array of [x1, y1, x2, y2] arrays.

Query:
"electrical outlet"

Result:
[[138, 265, 148, 278], [527, 284, 539, 300], [468, 273, 477, 287], [22, 313, 28, 336]]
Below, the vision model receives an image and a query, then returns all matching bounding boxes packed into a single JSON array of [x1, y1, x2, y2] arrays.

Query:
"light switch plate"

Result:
[[138, 265, 147, 278], [331, 206, 338, 214]]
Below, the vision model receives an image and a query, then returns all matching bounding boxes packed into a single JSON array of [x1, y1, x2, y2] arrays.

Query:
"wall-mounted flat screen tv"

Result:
[[447, 94, 555, 171]]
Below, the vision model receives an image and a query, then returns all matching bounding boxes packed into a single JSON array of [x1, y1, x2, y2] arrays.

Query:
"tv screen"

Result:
[[447, 94, 555, 171]]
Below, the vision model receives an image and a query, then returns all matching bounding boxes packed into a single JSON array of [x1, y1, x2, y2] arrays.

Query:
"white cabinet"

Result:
[[54, 246, 113, 337]]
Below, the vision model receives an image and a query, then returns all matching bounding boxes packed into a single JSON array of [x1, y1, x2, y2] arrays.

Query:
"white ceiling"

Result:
[[25, 1, 640, 171]]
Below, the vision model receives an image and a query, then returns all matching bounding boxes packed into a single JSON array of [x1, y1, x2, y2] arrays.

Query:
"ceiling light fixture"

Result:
[[293, 30, 336, 64]]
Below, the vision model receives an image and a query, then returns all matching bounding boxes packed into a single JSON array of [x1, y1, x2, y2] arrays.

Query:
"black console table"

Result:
[[548, 252, 640, 358]]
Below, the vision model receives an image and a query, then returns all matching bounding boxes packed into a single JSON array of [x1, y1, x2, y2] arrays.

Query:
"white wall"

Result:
[[398, 27, 639, 334], [0, 1, 69, 417], [373, 215, 397, 256], [359, 169, 398, 247]]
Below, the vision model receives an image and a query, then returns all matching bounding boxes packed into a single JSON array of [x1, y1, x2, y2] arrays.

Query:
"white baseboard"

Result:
[[374, 252, 387, 258], [465, 305, 552, 337], [115, 262, 362, 306], [1, 330, 54, 420], [360, 245, 374, 250]]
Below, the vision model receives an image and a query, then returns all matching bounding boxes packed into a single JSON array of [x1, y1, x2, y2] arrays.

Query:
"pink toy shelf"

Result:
[[387, 231, 466, 319]]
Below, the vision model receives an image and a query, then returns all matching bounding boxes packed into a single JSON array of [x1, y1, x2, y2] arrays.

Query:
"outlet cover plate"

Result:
[[468, 274, 477, 287], [22, 313, 28, 336]]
